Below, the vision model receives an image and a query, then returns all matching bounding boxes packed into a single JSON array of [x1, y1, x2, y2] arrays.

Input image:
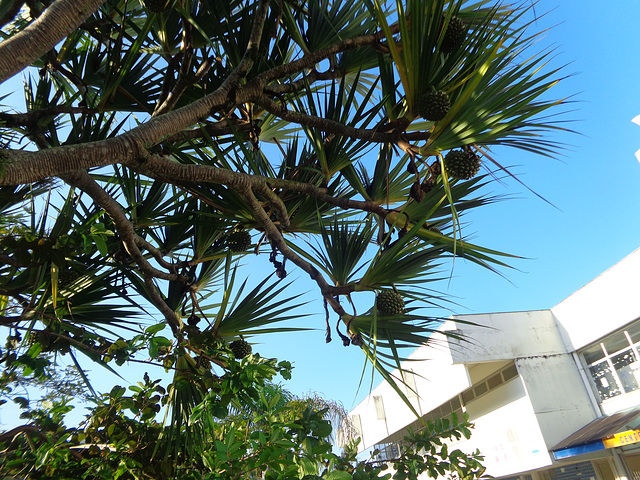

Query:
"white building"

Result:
[[349, 248, 640, 480]]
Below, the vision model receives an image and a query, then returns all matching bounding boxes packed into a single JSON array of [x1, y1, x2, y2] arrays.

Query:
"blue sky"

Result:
[[2, 0, 640, 426]]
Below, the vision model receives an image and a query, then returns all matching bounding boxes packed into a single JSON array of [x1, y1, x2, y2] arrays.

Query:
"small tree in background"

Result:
[[0, 0, 567, 476]]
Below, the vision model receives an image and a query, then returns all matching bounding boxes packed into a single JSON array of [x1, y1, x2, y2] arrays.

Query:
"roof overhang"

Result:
[[551, 408, 640, 460]]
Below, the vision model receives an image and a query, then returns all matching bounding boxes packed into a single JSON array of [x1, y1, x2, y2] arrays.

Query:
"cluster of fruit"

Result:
[[413, 16, 482, 185], [226, 230, 252, 253]]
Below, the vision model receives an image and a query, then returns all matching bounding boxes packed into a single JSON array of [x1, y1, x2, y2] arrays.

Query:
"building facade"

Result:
[[348, 248, 640, 480]]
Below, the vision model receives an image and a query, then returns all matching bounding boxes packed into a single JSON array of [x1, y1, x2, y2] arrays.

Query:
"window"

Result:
[[583, 323, 640, 401], [487, 372, 503, 389], [421, 396, 464, 424], [351, 414, 363, 437], [374, 396, 386, 420], [502, 364, 518, 381], [459, 363, 519, 405], [374, 442, 399, 461], [405, 370, 418, 398], [474, 383, 488, 397]]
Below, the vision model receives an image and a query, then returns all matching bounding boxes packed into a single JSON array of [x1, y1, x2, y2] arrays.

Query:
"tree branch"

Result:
[[0, 0, 107, 84], [0, 424, 44, 444], [233, 0, 271, 79], [256, 95, 404, 143], [0, 107, 100, 127], [263, 68, 341, 96], [153, 17, 196, 117], [258, 23, 401, 86], [162, 118, 255, 143], [238, 187, 357, 338], [59, 171, 182, 332]]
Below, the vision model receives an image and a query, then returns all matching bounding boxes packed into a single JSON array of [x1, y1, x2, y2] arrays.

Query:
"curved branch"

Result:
[[251, 181, 291, 229], [256, 95, 404, 143], [239, 187, 354, 328], [266, 178, 391, 217], [132, 155, 391, 219], [258, 23, 401, 85], [234, 0, 270, 78], [0, 314, 24, 326], [0, 85, 229, 185], [153, 17, 196, 117], [0, 424, 44, 444], [135, 237, 175, 272], [0, 0, 272, 185], [263, 69, 340, 95], [0, 0, 106, 84], [59, 171, 174, 281], [0, 107, 100, 127], [59, 171, 182, 331], [162, 118, 255, 143]]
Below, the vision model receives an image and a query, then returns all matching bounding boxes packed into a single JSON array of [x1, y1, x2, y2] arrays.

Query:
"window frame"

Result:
[[582, 324, 640, 402]]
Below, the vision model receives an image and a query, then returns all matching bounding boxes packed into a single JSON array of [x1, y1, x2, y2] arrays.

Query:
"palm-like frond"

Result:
[[420, 6, 570, 155], [304, 216, 375, 286], [212, 272, 310, 339], [0, 0, 572, 470]]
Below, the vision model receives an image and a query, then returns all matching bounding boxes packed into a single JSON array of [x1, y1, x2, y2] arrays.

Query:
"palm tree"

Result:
[[0, 0, 569, 469]]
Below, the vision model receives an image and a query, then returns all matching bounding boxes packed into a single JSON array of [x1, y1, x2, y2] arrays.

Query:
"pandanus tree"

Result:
[[0, 0, 567, 477]]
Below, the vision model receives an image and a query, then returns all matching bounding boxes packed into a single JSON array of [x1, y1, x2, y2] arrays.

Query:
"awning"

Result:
[[551, 407, 640, 460]]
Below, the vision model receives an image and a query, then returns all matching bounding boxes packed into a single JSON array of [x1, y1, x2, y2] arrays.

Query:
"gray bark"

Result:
[[0, 0, 106, 84]]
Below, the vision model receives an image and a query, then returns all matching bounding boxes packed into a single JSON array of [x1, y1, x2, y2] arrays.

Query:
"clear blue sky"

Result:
[[2, 0, 640, 426]]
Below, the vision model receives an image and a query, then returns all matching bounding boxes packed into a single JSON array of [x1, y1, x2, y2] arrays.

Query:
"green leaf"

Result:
[[145, 323, 166, 334], [110, 385, 126, 398]]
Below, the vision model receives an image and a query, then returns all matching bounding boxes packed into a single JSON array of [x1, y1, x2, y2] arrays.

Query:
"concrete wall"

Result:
[[463, 376, 552, 477], [450, 309, 598, 449], [450, 310, 567, 364], [552, 247, 640, 351], [516, 355, 598, 448], [349, 325, 471, 450], [349, 309, 598, 457]]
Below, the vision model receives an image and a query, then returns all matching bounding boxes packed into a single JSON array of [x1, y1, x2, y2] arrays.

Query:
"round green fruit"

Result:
[[226, 231, 252, 252], [441, 16, 466, 54], [230, 339, 252, 358], [444, 149, 481, 179], [376, 290, 405, 316], [416, 90, 450, 121]]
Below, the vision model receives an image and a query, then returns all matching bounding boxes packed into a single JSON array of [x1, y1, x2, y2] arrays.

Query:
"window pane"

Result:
[[373, 395, 386, 420], [488, 373, 503, 389], [603, 331, 631, 355], [584, 344, 605, 364], [612, 349, 640, 393], [405, 370, 418, 398], [502, 364, 518, 381], [474, 382, 488, 397], [461, 389, 474, 404], [589, 361, 621, 400], [627, 321, 640, 345]]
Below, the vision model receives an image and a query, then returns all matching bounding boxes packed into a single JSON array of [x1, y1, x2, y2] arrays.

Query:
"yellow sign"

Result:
[[603, 430, 640, 448]]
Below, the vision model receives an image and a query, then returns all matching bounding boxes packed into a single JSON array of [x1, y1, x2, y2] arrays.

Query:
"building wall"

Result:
[[349, 326, 471, 449], [552, 247, 640, 351], [449, 310, 599, 449], [515, 355, 598, 449], [462, 376, 552, 477], [349, 310, 603, 473], [349, 250, 640, 480], [450, 310, 567, 364]]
